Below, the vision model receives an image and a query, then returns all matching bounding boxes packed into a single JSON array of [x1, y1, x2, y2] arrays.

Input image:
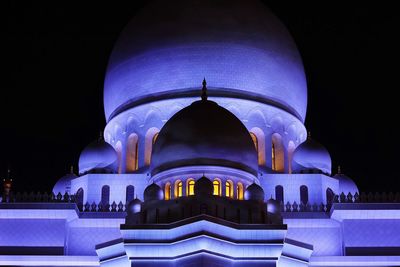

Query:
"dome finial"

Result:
[[338, 165, 341, 175], [70, 165, 74, 174], [201, 78, 208, 101]]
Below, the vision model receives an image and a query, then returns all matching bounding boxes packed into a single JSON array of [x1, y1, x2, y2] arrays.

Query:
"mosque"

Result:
[[1, 1, 400, 266]]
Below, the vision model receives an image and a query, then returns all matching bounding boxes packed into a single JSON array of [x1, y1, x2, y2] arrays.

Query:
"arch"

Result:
[[271, 133, 284, 172], [101, 185, 110, 205], [126, 133, 139, 172], [236, 182, 244, 200], [300, 185, 308, 205], [250, 127, 266, 166], [213, 179, 222, 196], [326, 188, 334, 206], [288, 141, 296, 174], [275, 185, 284, 203], [174, 180, 183, 198], [187, 179, 195, 196], [126, 185, 135, 203], [225, 180, 234, 198], [165, 182, 171, 200], [144, 127, 160, 166], [115, 141, 123, 174], [76, 188, 84, 209]]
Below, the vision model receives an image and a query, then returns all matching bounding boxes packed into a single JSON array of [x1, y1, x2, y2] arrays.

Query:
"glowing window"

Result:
[[236, 182, 244, 200], [226, 180, 233, 198], [187, 179, 195, 196], [272, 143, 276, 170], [213, 179, 221, 196], [250, 132, 258, 152], [165, 182, 171, 200], [175, 180, 183, 198], [152, 132, 159, 144]]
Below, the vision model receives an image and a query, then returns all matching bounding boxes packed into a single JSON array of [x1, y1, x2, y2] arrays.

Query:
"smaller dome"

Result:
[[144, 183, 164, 202], [292, 135, 332, 175], [79, 136, 118, 175], [127, 198, 142, 214], [334, 166, 359, 195], [194, 176, 213, 195], [244, 183, 265, 201], [267, 197, 281, 213], [52, 167, 77, 195]]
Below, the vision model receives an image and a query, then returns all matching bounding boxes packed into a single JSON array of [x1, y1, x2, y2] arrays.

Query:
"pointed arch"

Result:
[[187, 178, 195, 196], [213, 178, 222, 196], [226, 180, 234, 198], [76, 188, 84, 210], [101, 185, 110, 205], [326, 188, 334, 206], [275, 185, 284, 203], [126, 133, 139, 172], [126, 185, 135, 203], [300, 185, 308, 205], [144, 127, 160, 166], [174, 180, 183, 198], [165, 182, 171, 200], [236, 182, 244, 200], [271, 133, 284, 172], [250, 127, 266, 166]]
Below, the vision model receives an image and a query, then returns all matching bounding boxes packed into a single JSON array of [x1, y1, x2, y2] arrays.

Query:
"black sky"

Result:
[[1, 1, 399, 193]]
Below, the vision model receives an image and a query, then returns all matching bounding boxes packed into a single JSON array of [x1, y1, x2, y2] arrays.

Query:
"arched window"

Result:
[[165, 182, 171, 200], [250, 132, 258, 152], [187, 179, 195, 196], [300, 185, 308, 205], [144, 127, 160, 166], [250, 128, 266, 166], [101, 185, 110, 205], [152, 133, 159, 144], [126, 134, 139, 172], [76, 188, 84, 209], [272, 133, 284, 172], [275, 185, 284, 203], [236, 182, 244, 200], [226, 180, 233, 198], [213, 179, 221, 196], [175, 180, 183, 198], [326, 188, 334, 205], [126, 185, 135, 203]]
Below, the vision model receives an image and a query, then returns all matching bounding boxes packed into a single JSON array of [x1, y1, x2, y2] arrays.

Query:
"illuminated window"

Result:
[[126, 134, 139, 172], [236, 182, 244, 200], [152, 132, 159, 144], [175, 180, 183, 198], [271, 133, 284, 172], [213, 179, 221, 196], [187, 179, 195, 196], [165, 182, 171, 200], [250, 132, 258, 152], [226, 180, 233, 198], [272, 143, 276, 170]]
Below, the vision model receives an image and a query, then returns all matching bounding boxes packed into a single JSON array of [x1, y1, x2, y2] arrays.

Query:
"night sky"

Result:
[[2, 1, 399, 193]]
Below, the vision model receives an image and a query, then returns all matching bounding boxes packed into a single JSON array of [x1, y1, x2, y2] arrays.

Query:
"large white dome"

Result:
[[104, 0, 307, 122]]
